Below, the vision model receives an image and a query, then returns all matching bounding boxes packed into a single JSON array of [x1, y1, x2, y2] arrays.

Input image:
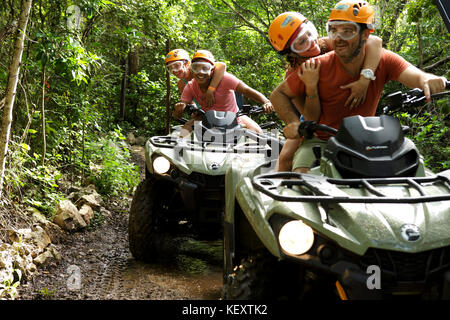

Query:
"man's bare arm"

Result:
[[397, 65, 446, 101], [235, 81, 274, 112], [270, 79, 320, 124]]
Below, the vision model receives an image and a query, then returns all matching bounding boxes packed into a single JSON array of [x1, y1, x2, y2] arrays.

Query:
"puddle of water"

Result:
[[124, 259, 222, 299], [119, 238, 223, 299]]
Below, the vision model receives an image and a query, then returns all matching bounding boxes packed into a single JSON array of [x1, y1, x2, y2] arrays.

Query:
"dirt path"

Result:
[[17, 145, 223, 300]]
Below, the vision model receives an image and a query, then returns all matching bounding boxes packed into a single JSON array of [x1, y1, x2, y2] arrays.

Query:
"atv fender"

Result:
[[235, 177, 281, 258]]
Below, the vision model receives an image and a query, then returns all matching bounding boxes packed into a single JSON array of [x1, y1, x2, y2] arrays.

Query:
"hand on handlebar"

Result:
[[262, 101, 274, 113], [283, 121, 320, 139], [173, 102, 186, 119], [297, 120, 318, 140], [422, 76, 447, 102]]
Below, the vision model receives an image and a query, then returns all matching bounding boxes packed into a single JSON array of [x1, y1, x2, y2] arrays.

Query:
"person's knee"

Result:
[[241, 116, 262, 133], [293, 167, 309, 173], [180, 120, 194, 137], [276, 156, 293, 172], [278, 150, 292, 163], [248, 123, 263, 133]]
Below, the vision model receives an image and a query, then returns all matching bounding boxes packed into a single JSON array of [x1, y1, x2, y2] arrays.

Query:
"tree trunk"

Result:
[[165, 39, 171, 134], [119, 56, 127, 121], [381, 0, 407, 49], [128, 48, 139, 125], [40, 65, 46, 166], [417, 19, 423, 69], [0, 0, 32, 197]]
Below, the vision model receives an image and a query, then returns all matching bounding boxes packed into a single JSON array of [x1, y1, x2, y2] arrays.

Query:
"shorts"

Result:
[[292, 136, 328, 170]]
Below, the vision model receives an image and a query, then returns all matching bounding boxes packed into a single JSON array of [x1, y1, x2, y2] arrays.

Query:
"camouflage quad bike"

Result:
[[222, 83, 450, 300], [128, 103, 282, 262]]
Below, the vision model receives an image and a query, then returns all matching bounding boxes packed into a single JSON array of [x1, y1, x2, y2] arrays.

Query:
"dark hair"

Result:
[[358, 23, 369, 33], [284, 37, 331, 69]]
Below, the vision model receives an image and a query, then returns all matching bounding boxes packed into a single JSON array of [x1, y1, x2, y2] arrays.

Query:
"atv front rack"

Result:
[[252, 172, 450, 204], [150, 136, 271, 154]]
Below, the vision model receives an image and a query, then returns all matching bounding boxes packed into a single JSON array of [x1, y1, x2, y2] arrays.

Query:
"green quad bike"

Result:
[[128, 103, 283, 262], [223, 82, 450, 300]]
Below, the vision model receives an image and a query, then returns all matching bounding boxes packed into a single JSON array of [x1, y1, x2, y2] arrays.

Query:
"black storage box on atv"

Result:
[[324, 115, 420, 178]]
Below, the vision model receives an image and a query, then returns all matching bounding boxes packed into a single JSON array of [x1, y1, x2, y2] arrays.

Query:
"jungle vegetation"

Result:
[[0, 0, 448, 217]]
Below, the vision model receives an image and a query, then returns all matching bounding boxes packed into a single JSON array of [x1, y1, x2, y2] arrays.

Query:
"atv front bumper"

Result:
[[281, 242, 450, 299]]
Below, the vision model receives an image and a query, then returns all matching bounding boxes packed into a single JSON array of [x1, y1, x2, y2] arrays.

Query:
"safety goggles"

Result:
[[191, 61, 214, 74], [166, 61, 185, 73], [289, 21, 319, 54], [326, 21, 361, 41]]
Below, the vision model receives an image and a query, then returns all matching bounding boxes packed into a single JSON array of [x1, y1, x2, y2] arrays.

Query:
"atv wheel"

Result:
[[224, 251, 307, 300], [224, 253, 278, 300], [128, 178, 183, 262]]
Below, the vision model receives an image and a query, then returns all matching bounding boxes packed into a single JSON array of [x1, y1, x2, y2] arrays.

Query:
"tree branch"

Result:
[[419, 49, 443, 67], [230, 0, 268, 29], [423, 56, 450, 72], [203, 1, 234, 15], [220, 0, 269, 44]]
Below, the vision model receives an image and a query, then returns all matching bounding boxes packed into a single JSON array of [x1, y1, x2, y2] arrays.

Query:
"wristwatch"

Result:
[[360, 69, 376, 80]]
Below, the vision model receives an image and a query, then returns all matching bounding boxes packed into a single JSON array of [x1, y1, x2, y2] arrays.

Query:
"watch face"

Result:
[[362, 69, 375, 80]]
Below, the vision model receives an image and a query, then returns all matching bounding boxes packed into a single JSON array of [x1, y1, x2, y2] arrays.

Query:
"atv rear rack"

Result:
[[252, 172, 450, 204]]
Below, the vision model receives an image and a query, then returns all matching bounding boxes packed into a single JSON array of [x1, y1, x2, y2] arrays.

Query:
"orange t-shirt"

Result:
[[286, 49, 411, 139]]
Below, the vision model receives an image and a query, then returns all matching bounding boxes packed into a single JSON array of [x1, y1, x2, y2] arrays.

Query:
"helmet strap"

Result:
[[350, 33, 365, 60]]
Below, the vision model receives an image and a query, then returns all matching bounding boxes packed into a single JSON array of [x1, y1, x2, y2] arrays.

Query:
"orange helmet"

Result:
[[165, 49, 190, 65], [268, 12, 308, 53], [328, 0, 375, 31], [192, 50, 215, 65]]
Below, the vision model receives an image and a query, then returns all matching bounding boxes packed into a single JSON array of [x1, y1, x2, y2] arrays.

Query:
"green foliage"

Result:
[[85, 128, 140, 196], [176, 254, 207, 274], [4, 140, 65, 217], [38, 287, 57, 299], [87, 210, 104, 230], [397, 107, 450, 172], [0, 270, 21, 300], [0, 0, 448, 209]]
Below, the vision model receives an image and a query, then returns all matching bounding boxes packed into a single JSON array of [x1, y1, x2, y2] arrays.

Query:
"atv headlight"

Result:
[[153, 156, 171, 174], [278, 220, 314, 255]]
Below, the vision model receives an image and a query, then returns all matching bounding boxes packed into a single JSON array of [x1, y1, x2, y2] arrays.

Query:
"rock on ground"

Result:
[[53, 200, 87, 231]]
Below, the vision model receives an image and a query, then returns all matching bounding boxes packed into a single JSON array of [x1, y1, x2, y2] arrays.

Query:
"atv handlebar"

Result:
[[297, 120, 338, 139], [182, 103, 264, 119], [297, 81, 450, 138], [185, 103, 205, 116], [237, 104, 265, 117], [384, 80, 450, 113], [176, 103, 205, 124], [176, 103, 272, 129]]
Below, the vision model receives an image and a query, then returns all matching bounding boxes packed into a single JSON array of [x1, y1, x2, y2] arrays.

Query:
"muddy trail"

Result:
[[17, 145, 223, 300]]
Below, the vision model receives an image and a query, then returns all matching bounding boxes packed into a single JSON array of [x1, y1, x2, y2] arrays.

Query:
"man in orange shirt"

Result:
[[270, 0, 447, 173]]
